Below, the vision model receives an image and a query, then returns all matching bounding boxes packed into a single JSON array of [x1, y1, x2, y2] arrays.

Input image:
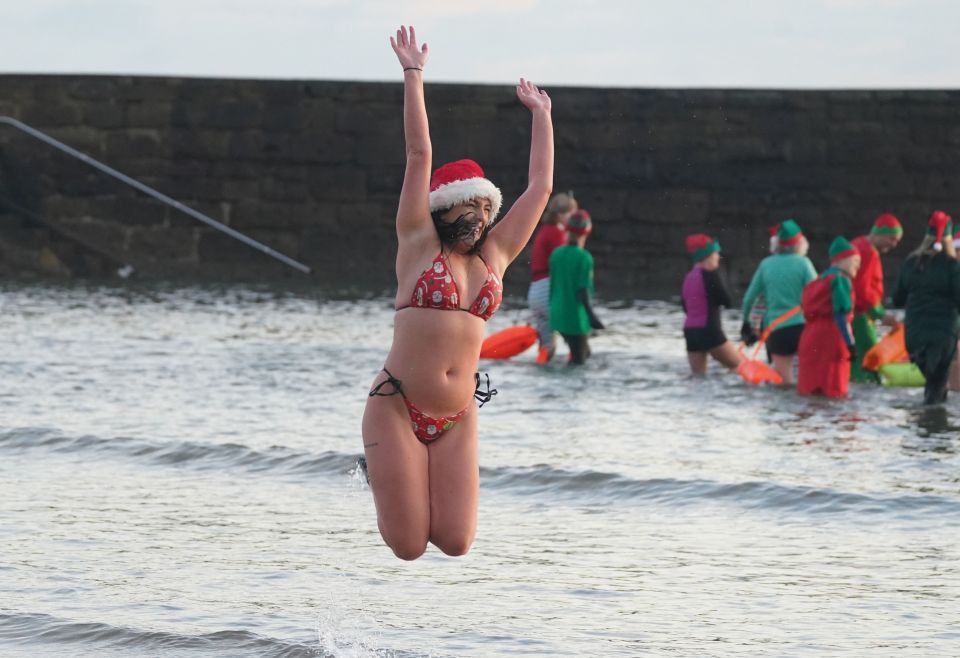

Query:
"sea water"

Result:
[[0, 282, 958, 657]]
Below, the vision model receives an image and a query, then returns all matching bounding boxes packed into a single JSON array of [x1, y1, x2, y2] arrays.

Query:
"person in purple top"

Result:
[[681, 233, 742, 375]]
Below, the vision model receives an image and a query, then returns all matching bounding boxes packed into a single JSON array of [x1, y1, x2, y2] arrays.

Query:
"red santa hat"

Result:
[[927, 210, 953, 243], [429, 159, 503, 220]]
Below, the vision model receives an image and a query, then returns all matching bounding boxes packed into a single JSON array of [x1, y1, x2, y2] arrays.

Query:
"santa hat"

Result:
[[768, 223, 781, 252], [686, 233, 720, 262], [927, 210, 953, 243], [777, 219, 804, 247], [871, 213, 903, 237], [567, 210, 593, 236], [429, 159, 502, 219], [829, 236, 857, 263]]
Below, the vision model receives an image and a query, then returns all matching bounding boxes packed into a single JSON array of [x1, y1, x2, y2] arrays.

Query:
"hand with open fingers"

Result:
[[516, 78, 551, 113], [390, 25, 429, 71]]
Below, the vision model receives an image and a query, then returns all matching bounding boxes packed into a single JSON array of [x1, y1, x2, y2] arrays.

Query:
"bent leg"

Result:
[[772, 354, 795, 385], [528, 279, 554, 358], [920, 343, 955, 406], [709, 341, 743, 371], [361, 393, 430, 560], [949, 341, 960, 392], [427, 404, 479, 556], [687, 351, 708, 375]]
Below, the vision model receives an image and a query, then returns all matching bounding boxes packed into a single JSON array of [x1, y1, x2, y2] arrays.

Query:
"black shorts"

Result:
[[766, 323, 804, 358], [684, 326, 727, 352]]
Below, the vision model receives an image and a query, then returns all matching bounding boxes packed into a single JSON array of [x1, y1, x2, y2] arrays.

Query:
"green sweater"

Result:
[[742, 253, 818, 329], [549, 245, 595, 335]]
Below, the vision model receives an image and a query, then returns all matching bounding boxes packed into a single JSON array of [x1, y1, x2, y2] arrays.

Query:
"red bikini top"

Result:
[[397, 252, 503, 321]]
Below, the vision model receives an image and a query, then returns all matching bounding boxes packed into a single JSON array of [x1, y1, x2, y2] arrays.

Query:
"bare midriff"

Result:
[[380, 307, 486, 416]]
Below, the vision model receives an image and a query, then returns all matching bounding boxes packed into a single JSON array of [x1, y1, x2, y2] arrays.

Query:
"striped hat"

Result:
[[777, 219, 803, 247], [829, 236, 857, 263], [567, 210, 593, 236], [686, 233, 720, 262], [429, 159, 503, 220], [871, 213, 903, 237]]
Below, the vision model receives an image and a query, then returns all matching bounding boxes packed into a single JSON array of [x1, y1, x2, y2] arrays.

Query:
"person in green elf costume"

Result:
[[741, 219, 818, 384], [549, 210, 604, 365], [797, 237, 861, 398]]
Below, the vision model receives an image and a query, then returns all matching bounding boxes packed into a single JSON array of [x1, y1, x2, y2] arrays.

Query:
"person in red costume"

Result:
[[797, 237, 862, 398], [850, 214, 903, 382], [527, 192, 577, 364]]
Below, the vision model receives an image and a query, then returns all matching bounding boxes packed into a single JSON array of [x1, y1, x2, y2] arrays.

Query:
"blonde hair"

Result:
[[541, 192, 577, 225]]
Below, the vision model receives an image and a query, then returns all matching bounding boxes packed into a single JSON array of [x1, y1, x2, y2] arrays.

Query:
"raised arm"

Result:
[[486, 79, 554, 272], [389, 25, 434, 241]]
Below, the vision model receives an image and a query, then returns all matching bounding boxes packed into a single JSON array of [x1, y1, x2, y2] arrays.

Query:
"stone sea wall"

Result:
[[0, 75, 958, 299]]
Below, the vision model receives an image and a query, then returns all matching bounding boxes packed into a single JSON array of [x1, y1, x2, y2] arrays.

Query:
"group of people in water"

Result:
[[362, 25, 958, 562], [681, 212, 960, 405]]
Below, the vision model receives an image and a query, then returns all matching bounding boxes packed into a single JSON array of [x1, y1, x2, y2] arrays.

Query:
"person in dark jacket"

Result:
[[893, 210, 960, 405]]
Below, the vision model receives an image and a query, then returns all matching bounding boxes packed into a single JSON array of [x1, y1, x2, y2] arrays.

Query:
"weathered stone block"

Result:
[[307, 166, 367, 201], [231, 199, 329, 229], [106, 130, 168, 159], [128, 226, 198, 261], [125, 102, 173, 127], [20, 102, 82, 128], [169, 130, 231, 159], [83, 103, 125, 129], [66, 78, 116, 101]]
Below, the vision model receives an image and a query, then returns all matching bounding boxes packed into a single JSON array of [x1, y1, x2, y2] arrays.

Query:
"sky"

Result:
[[1, 0, 959, 88]]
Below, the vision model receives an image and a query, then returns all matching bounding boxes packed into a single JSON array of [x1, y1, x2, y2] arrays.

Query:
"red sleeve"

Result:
[[852, 236, 883, 313]]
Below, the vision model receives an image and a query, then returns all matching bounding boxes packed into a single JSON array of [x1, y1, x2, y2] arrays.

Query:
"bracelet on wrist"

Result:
[[403, 67, 422, 72]]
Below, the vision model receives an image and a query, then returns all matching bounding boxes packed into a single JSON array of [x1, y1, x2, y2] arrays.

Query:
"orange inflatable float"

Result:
[[736, 306, 801, 386], [479, 325, 538, 360], [861, 322, 907, 371], [737, 352, 783, 385]]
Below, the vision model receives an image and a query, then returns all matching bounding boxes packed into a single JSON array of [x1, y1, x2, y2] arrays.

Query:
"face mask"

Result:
[[433, 212, 486, 250]]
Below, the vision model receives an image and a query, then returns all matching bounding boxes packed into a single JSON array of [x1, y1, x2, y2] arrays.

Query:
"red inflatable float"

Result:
[[479, 325, 538, 360]]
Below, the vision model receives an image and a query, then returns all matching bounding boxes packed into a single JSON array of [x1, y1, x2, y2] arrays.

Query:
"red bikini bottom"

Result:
[[368, 368, 496, 444]]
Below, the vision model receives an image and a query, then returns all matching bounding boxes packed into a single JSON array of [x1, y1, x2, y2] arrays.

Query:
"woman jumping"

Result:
[[361, 25, 554, 560]]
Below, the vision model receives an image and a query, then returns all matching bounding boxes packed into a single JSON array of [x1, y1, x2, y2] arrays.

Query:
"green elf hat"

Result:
[[829, 236, 857, 263], [871, 213, 903, 237], [777, 219, 803, 247], [927, 210, 953, 242], [686, 233, 720, 262]]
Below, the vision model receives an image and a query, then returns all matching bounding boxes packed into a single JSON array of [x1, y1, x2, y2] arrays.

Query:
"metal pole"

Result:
[[0, 115, 311, 274]]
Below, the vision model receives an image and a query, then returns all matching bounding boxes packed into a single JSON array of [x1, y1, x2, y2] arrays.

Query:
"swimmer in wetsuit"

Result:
[[361, 25, 554, 560], [681, 233, 742, 375]]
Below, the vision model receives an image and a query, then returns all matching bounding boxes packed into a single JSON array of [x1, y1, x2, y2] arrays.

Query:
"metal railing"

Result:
[[0, 116, 311, 274]]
